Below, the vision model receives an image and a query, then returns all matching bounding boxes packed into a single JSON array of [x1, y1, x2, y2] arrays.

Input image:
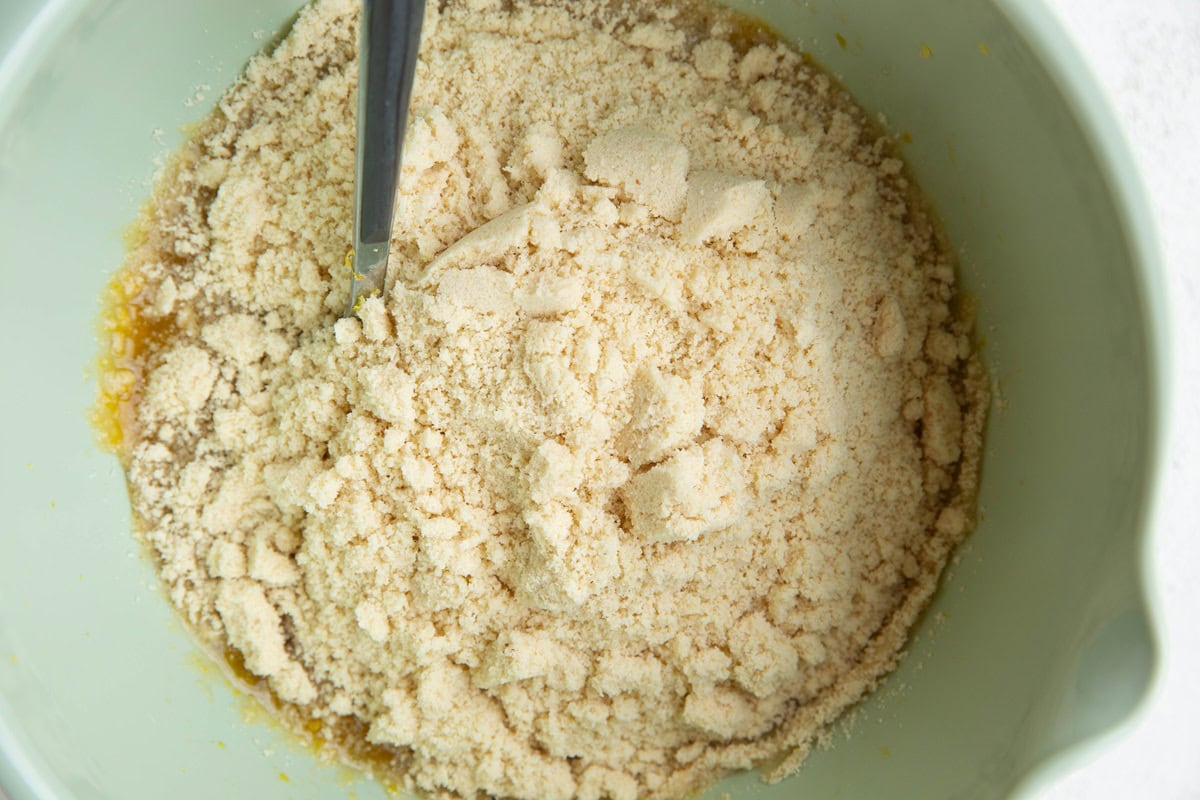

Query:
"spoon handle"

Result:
[[348, 0, 425, 314]]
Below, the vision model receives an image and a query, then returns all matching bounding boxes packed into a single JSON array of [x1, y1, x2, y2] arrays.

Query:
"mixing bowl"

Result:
[[0, 0, 1168, 798]]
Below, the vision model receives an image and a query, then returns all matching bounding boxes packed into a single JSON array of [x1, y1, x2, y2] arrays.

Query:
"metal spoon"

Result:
[[347, 0, 425, 315]]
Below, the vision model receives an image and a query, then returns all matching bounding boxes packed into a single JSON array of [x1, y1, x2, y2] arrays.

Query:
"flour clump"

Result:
[[99, 1, 988, 798]]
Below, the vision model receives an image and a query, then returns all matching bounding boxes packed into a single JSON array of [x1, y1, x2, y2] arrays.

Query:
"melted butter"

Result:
[[673, 0, 778, 53], [221, 648, 408, 787], [92, 217, 184, 460]]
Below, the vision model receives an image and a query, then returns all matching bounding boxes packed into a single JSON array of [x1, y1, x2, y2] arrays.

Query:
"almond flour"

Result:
[[99, 1, 987, 798]]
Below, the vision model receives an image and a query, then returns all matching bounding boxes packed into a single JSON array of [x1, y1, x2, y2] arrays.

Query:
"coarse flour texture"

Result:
[[104, 0, 987, 798]]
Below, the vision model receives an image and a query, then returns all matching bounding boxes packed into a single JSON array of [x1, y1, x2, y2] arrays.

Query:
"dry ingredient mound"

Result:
[[100, 0, 987, 798]]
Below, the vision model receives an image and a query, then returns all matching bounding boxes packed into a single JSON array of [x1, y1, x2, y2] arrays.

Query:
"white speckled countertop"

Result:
[[1035, 0, 1200, 796], [1, 1, 1196, 799]]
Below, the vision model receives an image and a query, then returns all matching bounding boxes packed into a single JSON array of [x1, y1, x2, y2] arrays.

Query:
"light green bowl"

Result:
[[0, 0, 1169, 798]]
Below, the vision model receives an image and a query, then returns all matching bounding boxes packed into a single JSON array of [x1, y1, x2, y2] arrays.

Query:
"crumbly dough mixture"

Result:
[[103, 0, 987, 797]]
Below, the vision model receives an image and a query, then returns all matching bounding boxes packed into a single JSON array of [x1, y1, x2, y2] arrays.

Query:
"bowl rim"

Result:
[[0, 0, 122, 798], [988, 0, 1172, 794]]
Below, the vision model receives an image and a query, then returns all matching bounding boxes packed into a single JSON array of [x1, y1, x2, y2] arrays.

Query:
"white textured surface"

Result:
[[1, 2, 1197, 800], [1035, 0, 1200, 796]]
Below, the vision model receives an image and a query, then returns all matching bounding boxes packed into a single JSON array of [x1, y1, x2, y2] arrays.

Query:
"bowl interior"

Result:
[[0, 0, 1163, 798]]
